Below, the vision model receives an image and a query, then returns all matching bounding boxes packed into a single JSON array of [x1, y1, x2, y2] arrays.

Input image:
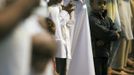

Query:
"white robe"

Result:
[[0, 1, 53, 75], [48, 5, 66, 58], [60, 10, 72, 59], [68, 11, 75, 41], [67, 1, 95, 75], [0, 12, 45, 75]]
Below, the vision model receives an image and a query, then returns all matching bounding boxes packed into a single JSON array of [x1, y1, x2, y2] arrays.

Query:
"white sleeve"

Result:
[[49, 7, 65, 43]]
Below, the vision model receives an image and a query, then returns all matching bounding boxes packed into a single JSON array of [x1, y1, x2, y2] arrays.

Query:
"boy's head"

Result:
[[90, 0, 107, 13]]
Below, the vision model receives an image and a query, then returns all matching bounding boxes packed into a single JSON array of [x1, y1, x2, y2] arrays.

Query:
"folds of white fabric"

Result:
[[67, 1, 95, 75]]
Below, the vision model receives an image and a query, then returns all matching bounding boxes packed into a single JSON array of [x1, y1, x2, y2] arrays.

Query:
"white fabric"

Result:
[[85, 0, 90, 13], [60, 10, 72, 59], [48, 5, 66, 58], [67, 1, 95, 75], [66, 11, 75, 57], [66, 11, 75, 59], [118, 0, 133, 40], [32, 0, 48, 17], [68, 11, 75, 40], [0, 14, 44, 75], [0, 1, 54, 75], [48, 5, 63, 41]]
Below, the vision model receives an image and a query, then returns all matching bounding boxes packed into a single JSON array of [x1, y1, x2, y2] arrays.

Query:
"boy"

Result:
[[89, 0, 120, 75]]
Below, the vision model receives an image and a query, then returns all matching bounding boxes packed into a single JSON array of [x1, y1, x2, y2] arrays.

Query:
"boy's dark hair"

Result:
[[45, 18, 55, 35]]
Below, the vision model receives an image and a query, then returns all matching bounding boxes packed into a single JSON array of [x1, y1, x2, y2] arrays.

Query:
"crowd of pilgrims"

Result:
[[0, 0, 134, 75]]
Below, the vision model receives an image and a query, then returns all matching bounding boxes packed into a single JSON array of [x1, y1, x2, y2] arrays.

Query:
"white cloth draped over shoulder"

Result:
[[67, 1, 95, 75]]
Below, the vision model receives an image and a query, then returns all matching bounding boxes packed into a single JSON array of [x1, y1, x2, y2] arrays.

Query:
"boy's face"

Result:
[[92, 0, 107, 12]]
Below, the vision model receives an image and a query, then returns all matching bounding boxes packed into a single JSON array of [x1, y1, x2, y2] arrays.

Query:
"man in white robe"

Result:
[[19, 1, 55, 75], [48, 0, 68, 75], [0, 0, 55, 75], [0, 0, 41, 75], [67, 0, 95, 75], [48, 0, 66, 59]]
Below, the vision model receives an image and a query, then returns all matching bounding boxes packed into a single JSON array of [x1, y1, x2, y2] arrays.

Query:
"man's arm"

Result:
[[0, 0, 40, 38]]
